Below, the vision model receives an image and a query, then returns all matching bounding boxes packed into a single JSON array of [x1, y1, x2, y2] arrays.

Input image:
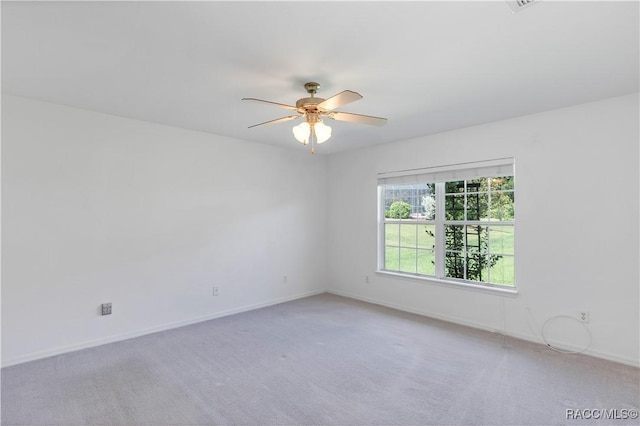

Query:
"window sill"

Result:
[[375, 270, 519, 297]]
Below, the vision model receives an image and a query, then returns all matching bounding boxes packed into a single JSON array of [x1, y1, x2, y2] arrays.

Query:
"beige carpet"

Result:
[[2, 293, 638, 425]]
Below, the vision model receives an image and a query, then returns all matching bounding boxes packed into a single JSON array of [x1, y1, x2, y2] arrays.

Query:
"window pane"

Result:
[[490, 176, 514, 191], [385, 223, 399, 247], [467, 253, 489, 283], [399, 248, 417, 274], [445, 195, 465, 220], [467, 178, 484, 192], [417, 249, 435, 276], [445, 225, 465, 251], [384, 183, 434, 219], [490, 255, 515, 286], [445, 251, 465, 279], [465, 225, 487, 253], [489, 226, 514, 255], [421, 192, 436, 220], [400, 224, 417, 247], [385, 247, 399, 271], [417, 224, 435, 249], [490, 191, 514, 221], [466, 193, 488, 221], [445, 181, 465, 194]]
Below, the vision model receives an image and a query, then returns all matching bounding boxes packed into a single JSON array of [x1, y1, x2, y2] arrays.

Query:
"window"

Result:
[[378, 159, 515, 289]]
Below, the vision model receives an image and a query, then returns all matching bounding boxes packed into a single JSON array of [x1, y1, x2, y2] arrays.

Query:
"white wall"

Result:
[[3, 93, 638, 368], [327, 93, 640, 366], [1, 95, 328, 366]]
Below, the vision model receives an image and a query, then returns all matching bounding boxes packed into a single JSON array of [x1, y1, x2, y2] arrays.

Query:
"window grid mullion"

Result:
[[487, 179, 492, 283], [415, 224, 418, 274], [435, 182, 445, 278], [396, 223, 401, 272], [463, 183, 468, 280]]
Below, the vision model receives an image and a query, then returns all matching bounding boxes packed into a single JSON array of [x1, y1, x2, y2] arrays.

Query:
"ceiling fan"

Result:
[[243, 82, 387, 154]]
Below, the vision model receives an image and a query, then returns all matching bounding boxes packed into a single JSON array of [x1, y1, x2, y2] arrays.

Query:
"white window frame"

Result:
[[377, 158, 516, 294]]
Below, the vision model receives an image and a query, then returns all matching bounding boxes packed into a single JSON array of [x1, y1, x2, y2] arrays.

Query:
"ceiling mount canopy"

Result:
[[243, 82, 387, 154], [303, 81, 320, 96]]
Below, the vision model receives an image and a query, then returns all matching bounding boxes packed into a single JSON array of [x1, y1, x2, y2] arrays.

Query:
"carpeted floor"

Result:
[[2, 293, 639, 425]]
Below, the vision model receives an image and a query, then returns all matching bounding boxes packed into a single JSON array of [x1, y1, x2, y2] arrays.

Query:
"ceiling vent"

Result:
[[506, 0, 539, 13]]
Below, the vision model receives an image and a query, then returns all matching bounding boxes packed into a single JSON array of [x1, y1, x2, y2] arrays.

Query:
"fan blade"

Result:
[[242, 98, 298, 111], [248, 115, 301, 128], [329, 111, 387, 126], [317, 90, 363, 111]]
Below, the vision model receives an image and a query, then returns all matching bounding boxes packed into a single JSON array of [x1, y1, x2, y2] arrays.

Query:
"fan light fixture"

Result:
[[243, 82, 387, 154], [292, 119, 332, 146]]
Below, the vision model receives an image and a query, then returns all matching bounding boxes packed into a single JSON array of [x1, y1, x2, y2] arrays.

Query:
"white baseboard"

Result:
[[2, 289, 326, 368], [327, 289, 640, 368], [5, 288, 637, 369]]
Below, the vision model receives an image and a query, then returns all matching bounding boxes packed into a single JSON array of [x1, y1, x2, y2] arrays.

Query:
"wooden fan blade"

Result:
[[329, 111, 387, 126], [317, 90, 363, 111], [242, 98, 298, 111], [248, 115, 301, 128]]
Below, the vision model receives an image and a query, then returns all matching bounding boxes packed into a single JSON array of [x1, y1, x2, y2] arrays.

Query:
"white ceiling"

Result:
[[2, 1, 639, 155]]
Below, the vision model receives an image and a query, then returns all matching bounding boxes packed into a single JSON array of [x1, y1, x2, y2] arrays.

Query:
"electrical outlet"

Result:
[[365, 275, 370, 283], [578, 311, 589, 323], [283, 275, 288, 284], [213, 287, 219, 296], [101, 303, 112, 315]]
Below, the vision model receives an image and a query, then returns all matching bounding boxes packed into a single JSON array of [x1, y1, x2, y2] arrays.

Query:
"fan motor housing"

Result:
[[296, 98, 324, 108], [296, 97, 325, 111]]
